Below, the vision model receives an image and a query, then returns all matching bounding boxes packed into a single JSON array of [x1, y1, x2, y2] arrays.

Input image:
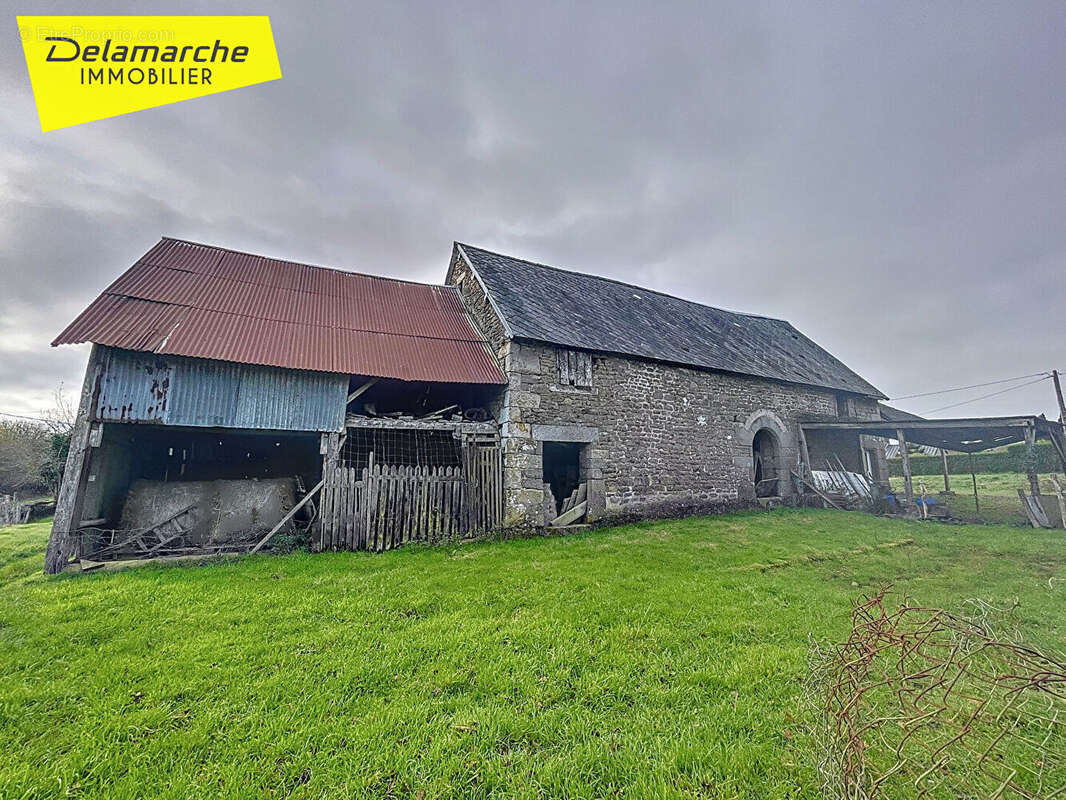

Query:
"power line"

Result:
[[888, 371, 1050, 402], [923, 375, 1051, 414]]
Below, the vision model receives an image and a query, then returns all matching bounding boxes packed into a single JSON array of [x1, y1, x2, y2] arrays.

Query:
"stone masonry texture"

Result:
[[447, 248, 884, 526]]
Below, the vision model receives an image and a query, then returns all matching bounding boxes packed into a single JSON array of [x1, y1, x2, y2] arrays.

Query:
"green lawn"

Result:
[[1, 512, 1064, 799]]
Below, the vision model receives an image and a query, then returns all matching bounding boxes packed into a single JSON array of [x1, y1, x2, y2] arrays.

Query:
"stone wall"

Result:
[[445, 247, 886, 526], [497, 340, 883, 525]]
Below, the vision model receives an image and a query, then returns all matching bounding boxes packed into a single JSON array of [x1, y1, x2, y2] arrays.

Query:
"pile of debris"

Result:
[[793, 456, 877, 511], [547, 482, 588, 527]]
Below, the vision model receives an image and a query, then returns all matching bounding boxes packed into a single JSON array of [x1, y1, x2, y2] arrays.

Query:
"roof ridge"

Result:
[[455, 242, 788, 324], [160, 236, 459, 292]]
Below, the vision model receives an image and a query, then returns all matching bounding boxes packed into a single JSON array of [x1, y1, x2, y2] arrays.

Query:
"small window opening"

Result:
[[835, 393, 850, 417], [556, 349, 592, 388], [543, 442, 584, 514]]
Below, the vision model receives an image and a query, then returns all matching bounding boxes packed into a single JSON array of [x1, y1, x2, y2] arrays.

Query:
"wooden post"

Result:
[[797, 425, 812, 483], [1050, 475, 1066, 530], [940, 449, 951, 493], [970, 452, 980, 514], [44, 346, 102, 574], [896, 428, 914, 507], [1025, 424, 1040, 497], [319, 432, 341, 550], [1053, 370, 1066, 424]]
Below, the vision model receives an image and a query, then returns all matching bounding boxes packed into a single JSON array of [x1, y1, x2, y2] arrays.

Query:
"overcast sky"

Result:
[[3, 2, 1065, 421]]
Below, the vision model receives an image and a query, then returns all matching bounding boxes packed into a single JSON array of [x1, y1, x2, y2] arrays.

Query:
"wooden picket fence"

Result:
[[319, 445, 503, 552]]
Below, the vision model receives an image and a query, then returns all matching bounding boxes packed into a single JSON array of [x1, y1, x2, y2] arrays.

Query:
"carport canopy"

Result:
[[799, 415, 1065, 454]]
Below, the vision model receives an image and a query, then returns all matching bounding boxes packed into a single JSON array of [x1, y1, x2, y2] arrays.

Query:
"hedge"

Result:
[[887, 440, 1060, 477]]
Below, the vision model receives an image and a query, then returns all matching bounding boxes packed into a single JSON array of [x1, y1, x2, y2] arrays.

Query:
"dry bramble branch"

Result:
[[808, 587, 1066, 799]]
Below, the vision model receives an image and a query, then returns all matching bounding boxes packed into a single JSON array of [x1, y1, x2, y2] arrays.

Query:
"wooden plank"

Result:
[[441, 467, 451, 540], [45, 345, 102, 573], [791, 470, 844, 510], [1025, 425, 1041, 497], [346, 377, 378, 405], [556, 348, 570, 385], [348, 467, 358, 549], [403, 466, 414, 544], [338, 467, 348, 549], [1018, 489, 1043, 529], [550, 500, 587, 527], [428, 468, 439, 542], [250, 480, 325, 553], [415, 466, 426, 541], [897, 428, 914, 507], [368, 463, 380, 552], [383, 464, 393, 551], [453, 469, 463, 538], [1050, 475, 1066, 530], [1027, 493, 1052, 528], [382, 466, 393, 551]]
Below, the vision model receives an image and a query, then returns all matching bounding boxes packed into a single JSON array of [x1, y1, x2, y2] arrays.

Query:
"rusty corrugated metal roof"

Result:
[[54, 238, 506, 385]]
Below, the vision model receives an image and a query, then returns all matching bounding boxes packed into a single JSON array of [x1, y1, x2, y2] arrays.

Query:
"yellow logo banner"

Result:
[[17, 16, 282, 131]]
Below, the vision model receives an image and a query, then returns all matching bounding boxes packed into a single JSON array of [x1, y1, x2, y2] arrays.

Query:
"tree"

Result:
[[0, 388, 76, 499]]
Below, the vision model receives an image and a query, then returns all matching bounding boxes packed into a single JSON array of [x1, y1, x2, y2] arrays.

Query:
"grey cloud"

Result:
[[2, 1, 1065, 419]]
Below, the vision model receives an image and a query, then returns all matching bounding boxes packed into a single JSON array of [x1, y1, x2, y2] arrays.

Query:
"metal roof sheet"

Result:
[[457, 243, 885, 398], [55, 238, 506, 385]]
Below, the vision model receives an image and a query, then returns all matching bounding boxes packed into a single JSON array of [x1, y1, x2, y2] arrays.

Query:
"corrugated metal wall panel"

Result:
[[95, 348, 346, 432]]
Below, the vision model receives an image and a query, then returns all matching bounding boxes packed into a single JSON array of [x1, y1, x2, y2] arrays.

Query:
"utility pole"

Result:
[[1053, 370, 1066, 425]]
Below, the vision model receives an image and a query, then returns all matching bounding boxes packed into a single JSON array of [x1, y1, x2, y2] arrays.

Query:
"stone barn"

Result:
[[46, 237, 886, 571], [446, 243, 888, 524]]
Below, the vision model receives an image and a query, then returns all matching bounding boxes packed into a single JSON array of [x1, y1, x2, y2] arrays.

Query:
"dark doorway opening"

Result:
[[752, 428, 780, 497], [543, 442, 583, 514]]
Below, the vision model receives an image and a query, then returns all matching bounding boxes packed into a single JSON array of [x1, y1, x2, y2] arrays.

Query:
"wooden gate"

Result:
[[319, 442, 503, 552]]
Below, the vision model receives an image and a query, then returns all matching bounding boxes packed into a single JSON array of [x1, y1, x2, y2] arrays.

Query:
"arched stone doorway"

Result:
[[752, 428, 781, 497]]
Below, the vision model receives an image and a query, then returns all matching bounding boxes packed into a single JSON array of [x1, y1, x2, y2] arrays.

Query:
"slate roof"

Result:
[[54, 238, 506, 385], [456, 243, 884, 398], [878, 403, 924, 422]]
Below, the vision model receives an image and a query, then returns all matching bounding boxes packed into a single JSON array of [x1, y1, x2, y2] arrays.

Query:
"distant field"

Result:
[[890, 471, 1066, 525], [2, 512, 1064, 799]]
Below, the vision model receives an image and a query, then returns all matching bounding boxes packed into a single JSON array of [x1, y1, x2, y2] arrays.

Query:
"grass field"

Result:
[[890, 471, 1066, 525], [1, 512, 1064, 799]]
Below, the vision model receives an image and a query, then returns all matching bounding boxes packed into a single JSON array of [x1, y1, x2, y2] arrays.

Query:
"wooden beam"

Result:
[[801, 417, 1038, 432], [796, 425, 812, 481], [250, 479, 325, 554], [1054, 370, 1066, 425], [1050, 475, 1066, 530], [346, 377, 378, 405], [897, 428, 914, 507], [790, 470, 843, 510], [970, 453, 980, 514], [550, 500, 587, 527], [44, 346, 102, 574], [1018, 488, 1041, 528], [940, 449, 951, 493], [1025, 424, 1041, 497]]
